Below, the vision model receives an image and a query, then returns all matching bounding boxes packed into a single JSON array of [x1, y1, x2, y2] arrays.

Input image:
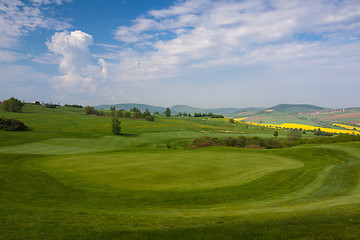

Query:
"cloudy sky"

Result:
[[1, 0, 359, 108]]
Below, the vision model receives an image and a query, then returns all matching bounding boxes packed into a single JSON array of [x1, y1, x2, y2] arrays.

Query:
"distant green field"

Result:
[[1, 104, 360, 239]]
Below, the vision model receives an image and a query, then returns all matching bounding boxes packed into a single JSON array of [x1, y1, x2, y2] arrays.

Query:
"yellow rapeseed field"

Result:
[[249, 122, 360, 135], [333, 123, 360, 131], [234, 117, 248, 121]]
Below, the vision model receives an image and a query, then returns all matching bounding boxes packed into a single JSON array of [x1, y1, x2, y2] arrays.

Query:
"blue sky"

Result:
[[1, 0, 360, 108]]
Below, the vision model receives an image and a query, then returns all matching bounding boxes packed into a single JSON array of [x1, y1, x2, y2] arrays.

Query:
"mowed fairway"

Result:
[[1, 105, 360, 239], [34, 151, 302, 191]]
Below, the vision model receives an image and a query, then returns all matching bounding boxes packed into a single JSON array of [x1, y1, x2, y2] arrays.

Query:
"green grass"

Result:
[[1, 104, 360, 239]]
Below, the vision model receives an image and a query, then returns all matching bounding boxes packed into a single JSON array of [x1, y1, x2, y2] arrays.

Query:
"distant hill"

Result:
[[266, 104, 326, 113], [170, 105, 252, 115], [95, 103, 259, 115], [233, 107, 264, 114]]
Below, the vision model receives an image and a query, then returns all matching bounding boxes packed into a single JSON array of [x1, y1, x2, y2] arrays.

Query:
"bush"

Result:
[[44, 103, 57, 108], [190, 136, 284, 149], [84, 106, 99, 115], [64, 104, 83, 108], [145, 115, 154, 121], [287, 129, 302, 142], [297, 134, 360, 145], [0, 118, 28, 131], [190, 136, 218, 149]]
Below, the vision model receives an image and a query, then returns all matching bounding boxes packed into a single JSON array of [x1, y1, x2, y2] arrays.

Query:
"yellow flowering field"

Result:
[[234, 117, 248, 121], [249, 122, 360, 135], [333, 123, 360, 131]]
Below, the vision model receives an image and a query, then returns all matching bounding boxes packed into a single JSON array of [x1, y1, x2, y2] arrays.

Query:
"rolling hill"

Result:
[[265, 104, 326, 113]]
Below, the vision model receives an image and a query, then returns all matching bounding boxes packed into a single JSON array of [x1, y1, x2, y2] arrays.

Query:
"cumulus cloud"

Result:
[[46, 30, 106, 93]]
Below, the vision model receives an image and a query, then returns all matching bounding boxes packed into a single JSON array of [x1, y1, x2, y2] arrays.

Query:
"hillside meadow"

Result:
[[1, 104, 360, 239]]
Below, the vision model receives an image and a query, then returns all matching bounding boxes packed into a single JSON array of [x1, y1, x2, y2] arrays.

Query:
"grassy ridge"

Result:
[[1, 104, 360, 239]]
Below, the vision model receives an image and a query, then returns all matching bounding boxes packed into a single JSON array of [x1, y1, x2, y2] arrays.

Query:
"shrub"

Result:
[[190, 136, 218, 149], [44, 103, 57, 108], [84, 106, 99, 115], [0, 118, 28, 131], [287, 129, 302, 142], [145, 115, 154, 121], [64, 104, 83, 108], [190, 136, 284, 149]]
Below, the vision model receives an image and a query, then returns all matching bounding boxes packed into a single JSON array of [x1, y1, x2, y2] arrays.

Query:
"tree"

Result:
[[84, 106, 99, 115], [143, 108, 151, 118], [164, 108, 171, 117], [124, 111, 131, 118], [2, 97, 25, 112], [116, 110, 123, 118], [154, 111, 159, 116], [229, 119, 235, 123], [110, 106, 115, 117], [273, 131, 279, 137], [287, 129, 302, 141], [132, 111, 142, 119], [112, 118, 121, 135]]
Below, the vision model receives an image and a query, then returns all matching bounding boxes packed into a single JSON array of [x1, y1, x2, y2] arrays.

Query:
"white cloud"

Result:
[[30, 0, 72, 5], [109, 0, 360, 84], [0, 0, 70, 48], [0, 50, 22, 63], [46, 30, 106, 94]]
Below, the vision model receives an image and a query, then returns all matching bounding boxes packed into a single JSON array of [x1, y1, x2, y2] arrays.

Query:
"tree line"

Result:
[[84, 106, 155, 121]]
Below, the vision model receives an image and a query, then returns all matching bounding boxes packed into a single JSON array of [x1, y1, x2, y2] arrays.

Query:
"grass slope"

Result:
[[1, 104, 360, 239], [266, 104, 325, 113]]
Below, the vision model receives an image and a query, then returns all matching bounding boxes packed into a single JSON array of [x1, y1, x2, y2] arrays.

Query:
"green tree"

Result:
[[84, 106, 99, 115], [229, 119, 235, 123], [116, 110, 123, 118], [143, 108, 151, 118], [164, 108, 171, 117], [132, 111, 142, 119], [112, 118, 121, 135], [110, 106, 115, 117], [153, 111, 159, 116], [287, 129, 302, 141], [124, 111, 131, 118], [273, 131, 279, 137], [2, 97, 25, 112]]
